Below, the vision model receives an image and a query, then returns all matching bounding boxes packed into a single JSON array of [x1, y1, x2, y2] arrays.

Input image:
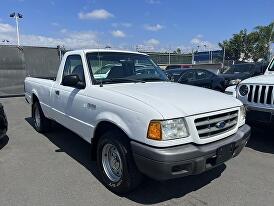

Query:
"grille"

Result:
[[194, 110, 238, 139], [247, 85, 274, 105]]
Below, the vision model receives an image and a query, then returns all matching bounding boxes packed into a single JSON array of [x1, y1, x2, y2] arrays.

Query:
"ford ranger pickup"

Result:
[[25, 49, 251, 194]]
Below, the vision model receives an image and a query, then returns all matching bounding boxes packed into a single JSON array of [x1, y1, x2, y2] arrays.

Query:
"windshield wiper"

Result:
[[99, 78, 145, 85], [140, 77, 166, 82]]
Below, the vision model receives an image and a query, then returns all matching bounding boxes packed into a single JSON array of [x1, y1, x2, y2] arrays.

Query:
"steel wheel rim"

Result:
[[34, 107, 41, 128], [102, 143, 123, 182]]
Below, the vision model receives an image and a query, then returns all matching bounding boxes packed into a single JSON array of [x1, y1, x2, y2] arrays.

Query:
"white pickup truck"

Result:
[[237, 57, 274, 124], [25, 49, 250, 194]]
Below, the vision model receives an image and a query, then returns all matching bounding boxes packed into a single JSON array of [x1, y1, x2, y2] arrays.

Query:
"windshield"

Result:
[[224, 64, 253, 74], [165, 70, 184, 81], [268, 59, 274, 71], [86, 52, 168, 84]]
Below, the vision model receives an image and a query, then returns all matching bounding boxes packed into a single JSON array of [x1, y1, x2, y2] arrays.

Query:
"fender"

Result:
[[93, 111, 133, 141], [31, 89, 39, 105], [31, 89, 52, 118]]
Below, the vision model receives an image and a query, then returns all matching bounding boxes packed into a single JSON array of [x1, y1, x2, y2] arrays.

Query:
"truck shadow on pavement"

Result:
[[126, 165, 225, 204], [246, 125, 274, 154], [25, 117, 226, 204], [25, 117, 101, 180], [0, 135, 9, 150]]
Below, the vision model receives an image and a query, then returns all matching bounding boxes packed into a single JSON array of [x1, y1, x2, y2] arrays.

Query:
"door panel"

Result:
[[51, 54, 93, 142], [179, 71, 197, 86], [195, 70, 211, 88]]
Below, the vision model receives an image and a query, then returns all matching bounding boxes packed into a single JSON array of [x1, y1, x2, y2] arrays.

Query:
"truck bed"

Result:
[[24, 77, 55, 114]]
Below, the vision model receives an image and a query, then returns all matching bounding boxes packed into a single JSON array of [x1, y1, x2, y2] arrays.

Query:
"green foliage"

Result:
[[173, 48, 182, 54], [219, 22, 274, 62]]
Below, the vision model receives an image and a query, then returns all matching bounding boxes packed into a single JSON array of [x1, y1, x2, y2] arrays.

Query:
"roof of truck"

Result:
[[67, 49, 148, 56]]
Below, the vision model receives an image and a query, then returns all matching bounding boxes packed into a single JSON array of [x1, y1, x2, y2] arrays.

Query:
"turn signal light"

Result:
[[147, 121, 162, 140]]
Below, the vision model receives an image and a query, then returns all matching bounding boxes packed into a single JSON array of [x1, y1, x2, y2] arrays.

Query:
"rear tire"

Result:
[[96, 130, 143, 194], [32, 102, 51, 133]]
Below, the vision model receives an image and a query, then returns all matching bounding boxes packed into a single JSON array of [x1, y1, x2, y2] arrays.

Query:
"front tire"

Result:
[[96, 131, 143, 194], [32, 102, 51, 133]]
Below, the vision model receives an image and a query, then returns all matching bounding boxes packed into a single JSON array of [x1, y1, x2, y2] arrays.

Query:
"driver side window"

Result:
[[180, 71, 196, 82], [196, 70, 209, 80], [63, 55, 85, 84]]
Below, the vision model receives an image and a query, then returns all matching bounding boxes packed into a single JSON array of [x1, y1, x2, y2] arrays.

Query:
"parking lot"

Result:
[[0, 97, 274, 206]]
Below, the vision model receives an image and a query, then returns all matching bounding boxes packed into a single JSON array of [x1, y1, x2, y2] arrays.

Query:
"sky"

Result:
[[0, 0, 273, 52]]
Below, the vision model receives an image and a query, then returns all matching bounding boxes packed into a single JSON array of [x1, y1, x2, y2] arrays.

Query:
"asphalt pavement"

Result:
[[0, 97, 274, 206]]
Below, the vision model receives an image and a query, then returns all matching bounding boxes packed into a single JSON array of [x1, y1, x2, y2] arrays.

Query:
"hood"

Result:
[[105, 82, 242, 119], [219, 73, 250, 80], [240, 74, 274, 85]]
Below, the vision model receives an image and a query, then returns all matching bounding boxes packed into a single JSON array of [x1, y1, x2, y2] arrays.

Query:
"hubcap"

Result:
[[102, 143, 123, 182], [34, 107, 41, 128]]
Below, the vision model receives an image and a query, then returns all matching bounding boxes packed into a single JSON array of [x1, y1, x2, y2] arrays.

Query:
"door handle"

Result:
[[55, 90, 60, 95]]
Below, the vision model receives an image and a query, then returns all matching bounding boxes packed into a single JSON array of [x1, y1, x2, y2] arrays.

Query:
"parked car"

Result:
[[165, 64, 192, 70], [219, 63, 265, 87], [0, 103, 8, 139], [225, 85, 237, 97], [25, 49, 250, 194], [165, 68, 225, 92], [236, 58, 274, 125]]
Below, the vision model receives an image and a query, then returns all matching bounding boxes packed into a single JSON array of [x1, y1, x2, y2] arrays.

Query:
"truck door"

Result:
[[52, 54, 92, 141]]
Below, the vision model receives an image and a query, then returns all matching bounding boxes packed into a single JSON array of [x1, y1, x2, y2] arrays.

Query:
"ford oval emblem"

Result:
[[215, 121, 226, 129]]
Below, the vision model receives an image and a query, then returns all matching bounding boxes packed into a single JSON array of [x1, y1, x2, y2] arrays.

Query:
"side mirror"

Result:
[[62, 74, 85, 89]]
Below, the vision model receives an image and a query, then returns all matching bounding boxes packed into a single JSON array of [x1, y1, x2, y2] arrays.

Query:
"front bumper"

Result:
[[245, 106, 274, 124], [131, 124, 251, 181]]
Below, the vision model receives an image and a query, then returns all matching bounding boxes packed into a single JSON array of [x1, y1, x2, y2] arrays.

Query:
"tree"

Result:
[[219, 30, 247, 61], [219, 22, 274, 62], [173, 48, 181, 54], [252, 22, 274, 61]]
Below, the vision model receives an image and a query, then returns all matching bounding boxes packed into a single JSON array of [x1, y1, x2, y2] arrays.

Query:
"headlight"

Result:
[[229, 79, 241, 85], [147, 118, 189, 141], [239, 84, 249, 96], [239, 105, 246, 127]]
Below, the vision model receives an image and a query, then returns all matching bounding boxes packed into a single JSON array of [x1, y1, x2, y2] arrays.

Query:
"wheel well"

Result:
[[91, 121, 129, 160], [31, 94, 39, 116], [32, 94, 39, 105]]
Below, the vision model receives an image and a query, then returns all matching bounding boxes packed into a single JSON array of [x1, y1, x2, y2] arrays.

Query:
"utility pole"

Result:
[[168, 45, 171, 65], [191, 48, 194, 64], [222, 46, 226, 68], [10, 12, 23, 46], [268, 23, 274, 61]]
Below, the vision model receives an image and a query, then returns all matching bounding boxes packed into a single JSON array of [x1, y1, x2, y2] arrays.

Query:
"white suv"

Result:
[[237, 57, 274, 124]]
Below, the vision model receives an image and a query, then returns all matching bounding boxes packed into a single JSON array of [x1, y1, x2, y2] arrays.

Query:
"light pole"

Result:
[[10, 12, 23, 46]]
